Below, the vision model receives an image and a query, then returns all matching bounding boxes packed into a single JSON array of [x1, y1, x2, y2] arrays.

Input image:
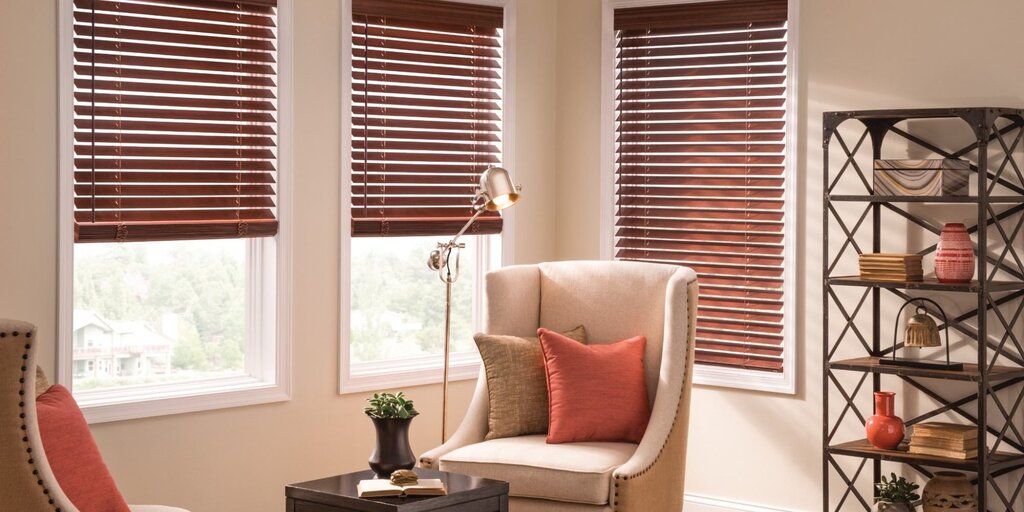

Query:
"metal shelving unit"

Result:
[[823, 108, 1024, 510]]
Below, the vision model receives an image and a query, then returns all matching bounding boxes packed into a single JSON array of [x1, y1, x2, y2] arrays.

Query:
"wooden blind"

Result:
[[351, 0, 504, 237], [73, 0, 279, 243], [613, 0, 788, 372]]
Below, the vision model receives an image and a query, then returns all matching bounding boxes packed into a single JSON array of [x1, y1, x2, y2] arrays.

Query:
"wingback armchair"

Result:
[[0, 319, 187, 512], [419, 261, 698, 512]]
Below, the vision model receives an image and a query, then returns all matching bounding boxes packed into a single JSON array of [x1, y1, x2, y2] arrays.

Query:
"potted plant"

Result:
[[874, 473, 920, 512], [364, 392, 419, 477]]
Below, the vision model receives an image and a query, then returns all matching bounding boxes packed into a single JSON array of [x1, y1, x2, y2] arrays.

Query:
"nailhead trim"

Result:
[[612, 280, 696, 511], [6, 329, 59, 511]]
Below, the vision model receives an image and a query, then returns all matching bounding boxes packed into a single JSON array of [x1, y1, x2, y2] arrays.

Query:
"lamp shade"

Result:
[[479, 167, 521, 211]]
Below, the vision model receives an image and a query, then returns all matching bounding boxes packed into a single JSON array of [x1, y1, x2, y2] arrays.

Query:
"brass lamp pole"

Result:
[[427, 167, 520, 443]]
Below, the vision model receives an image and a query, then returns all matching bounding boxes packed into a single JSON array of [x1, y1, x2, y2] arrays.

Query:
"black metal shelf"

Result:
[[823, 107, 1024, 511], [828, 276, 1024, 293], [825, 107, 1024, 122], [828, 195, 1024, 204], [829, 357, 1024, 383], [829, 440, 1024, 473]]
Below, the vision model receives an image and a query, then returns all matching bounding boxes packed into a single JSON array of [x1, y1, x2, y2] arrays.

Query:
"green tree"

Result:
[[75, 240, 247, 376]]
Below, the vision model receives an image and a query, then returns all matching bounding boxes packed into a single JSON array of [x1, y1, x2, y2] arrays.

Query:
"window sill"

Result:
[[76, 375, 290, 424], [693, 364, 796, 395], [341, 353, 481, 394]]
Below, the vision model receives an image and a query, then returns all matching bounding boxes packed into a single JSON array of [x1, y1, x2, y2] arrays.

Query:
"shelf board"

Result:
[[828, 439, 1024, 472], [829, 357, 1024, 382], [828, 195, 1024, 203], [827, 276, 1024, 292], [825, 107, 1024, 121]]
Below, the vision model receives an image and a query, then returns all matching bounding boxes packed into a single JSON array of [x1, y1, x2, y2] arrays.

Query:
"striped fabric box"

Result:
[[873, 159, 970, 196]]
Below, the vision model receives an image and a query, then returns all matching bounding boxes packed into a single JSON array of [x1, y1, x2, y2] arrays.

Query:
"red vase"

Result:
[[866, 391, 904, 450], [935, 223, 975, 283]]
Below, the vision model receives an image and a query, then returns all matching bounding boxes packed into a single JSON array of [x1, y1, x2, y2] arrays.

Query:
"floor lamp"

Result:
[[427, 167, 521, 443]]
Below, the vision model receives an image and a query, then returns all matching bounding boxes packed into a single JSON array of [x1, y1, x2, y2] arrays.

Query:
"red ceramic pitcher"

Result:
[[866, 391, 905, 450]]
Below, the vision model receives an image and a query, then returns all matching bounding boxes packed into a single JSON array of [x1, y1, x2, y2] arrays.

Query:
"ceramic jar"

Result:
[[935, 223, 975, 283], [922, 472, 978, 512], [866, 391, 905, 450]]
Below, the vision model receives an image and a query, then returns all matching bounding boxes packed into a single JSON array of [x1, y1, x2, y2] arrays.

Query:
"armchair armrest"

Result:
[[418, 367, 489, 469], [612, 277, 697, 511]]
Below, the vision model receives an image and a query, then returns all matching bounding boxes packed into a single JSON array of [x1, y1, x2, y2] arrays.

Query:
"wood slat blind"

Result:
[[73, 0, 279, 243], [614, 0, 789, 372], [351, 0, 504, 237]]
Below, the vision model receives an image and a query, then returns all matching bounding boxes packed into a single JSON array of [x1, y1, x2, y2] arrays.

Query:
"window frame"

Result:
[[56, 0, 294, 423], [599, 0, 799, 394], [338, 0, 517, 394]]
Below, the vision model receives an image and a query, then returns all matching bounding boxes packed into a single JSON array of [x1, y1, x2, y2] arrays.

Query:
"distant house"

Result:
[[72, 310, 175, 380]]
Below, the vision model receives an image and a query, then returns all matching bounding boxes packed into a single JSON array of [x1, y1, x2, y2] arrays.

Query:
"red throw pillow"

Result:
[[538, 328, 651, 443], [36, 385, 132, 512]]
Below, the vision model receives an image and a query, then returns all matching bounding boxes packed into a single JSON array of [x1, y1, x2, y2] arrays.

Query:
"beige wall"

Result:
[[554, 0, 603, 261], [6, 0, 1024, 510], [552, 0, 1024, 510], [0, 1, 557, 511]]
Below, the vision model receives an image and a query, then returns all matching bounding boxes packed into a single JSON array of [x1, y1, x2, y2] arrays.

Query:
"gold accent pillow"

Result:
[[35, 366, 50, 397], [474, 325, 586, 440]]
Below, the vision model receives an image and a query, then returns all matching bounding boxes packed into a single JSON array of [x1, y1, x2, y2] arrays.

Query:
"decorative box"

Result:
[[873, 159, 970, 196]]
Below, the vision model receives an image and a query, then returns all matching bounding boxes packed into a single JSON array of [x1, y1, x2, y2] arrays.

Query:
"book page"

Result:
[[357, 479, 403, 497], [403, 479, 447, 496]]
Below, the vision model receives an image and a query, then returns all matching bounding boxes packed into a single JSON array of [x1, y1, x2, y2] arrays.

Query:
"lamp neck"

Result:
[[449, 207, 487, 247]]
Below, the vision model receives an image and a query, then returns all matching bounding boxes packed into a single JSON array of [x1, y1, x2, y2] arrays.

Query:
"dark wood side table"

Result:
[[286, 469, 509, 512]]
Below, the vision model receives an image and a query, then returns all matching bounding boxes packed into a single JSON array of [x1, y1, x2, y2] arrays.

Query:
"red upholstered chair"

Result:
[[0, 319, 188, 512]]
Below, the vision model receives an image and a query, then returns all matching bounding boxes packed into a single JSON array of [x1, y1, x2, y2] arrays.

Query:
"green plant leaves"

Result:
[[874, 473, 920, 503], [364, 391, 420, 419]]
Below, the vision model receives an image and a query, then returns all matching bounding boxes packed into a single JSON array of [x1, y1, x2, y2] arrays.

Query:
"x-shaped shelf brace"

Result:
[[826, 371, 869, 444], [826, 287, 872, 358], [827, 455, 871, 512]]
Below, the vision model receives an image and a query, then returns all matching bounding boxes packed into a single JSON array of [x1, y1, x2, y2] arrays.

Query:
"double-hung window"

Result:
[[61, 0, 291, 422], [342, 0, 506, 392], [609, 0, 795, 392]]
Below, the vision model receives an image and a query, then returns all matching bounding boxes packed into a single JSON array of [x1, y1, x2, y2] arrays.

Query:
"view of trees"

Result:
[[73, 235, 483, 391], [350, 236, 477, 363], [74, 240, 247, 388]]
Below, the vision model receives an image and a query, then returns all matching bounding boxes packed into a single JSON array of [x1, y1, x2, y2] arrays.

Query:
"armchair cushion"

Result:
[[539, 329, 650, 444], [474, 325, 586, 440], [36, 385, 131, 512], [438, 435, 635, 505]]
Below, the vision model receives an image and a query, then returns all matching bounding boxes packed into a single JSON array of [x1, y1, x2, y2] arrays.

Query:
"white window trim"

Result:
[[339, 0, 517, 394], [56, 0, 294, 423], [599, 0, 799, 394]]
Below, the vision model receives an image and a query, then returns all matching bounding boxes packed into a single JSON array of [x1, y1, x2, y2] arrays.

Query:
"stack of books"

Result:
[[858, 253, 924, 282], [909, 422, 979, 459]]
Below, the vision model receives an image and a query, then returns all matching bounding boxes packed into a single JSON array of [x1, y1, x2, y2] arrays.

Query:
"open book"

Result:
[[357, 478, 447, 498]]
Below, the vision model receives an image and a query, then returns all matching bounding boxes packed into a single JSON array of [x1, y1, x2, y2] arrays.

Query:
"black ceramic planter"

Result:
[[368, 417, 416, 478]]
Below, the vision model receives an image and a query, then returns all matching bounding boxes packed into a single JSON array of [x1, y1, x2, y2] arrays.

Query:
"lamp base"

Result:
[[878, 357, 964, 371]]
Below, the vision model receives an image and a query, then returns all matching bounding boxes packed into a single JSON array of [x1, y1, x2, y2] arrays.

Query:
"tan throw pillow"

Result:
[[474, 325, 586, 440], [35, 366, 50, 397]]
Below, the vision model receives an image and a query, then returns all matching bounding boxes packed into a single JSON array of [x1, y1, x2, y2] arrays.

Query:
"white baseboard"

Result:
[[684, 493, 794, 512]]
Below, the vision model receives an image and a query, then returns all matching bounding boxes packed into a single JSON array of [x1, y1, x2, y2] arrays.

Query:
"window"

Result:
[[341, 0, 508, 392], [59, 0, 292, 422], [605, 0, 795, 392]]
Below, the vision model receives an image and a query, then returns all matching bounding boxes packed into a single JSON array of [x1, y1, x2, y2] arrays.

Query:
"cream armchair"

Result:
[[0, 319, 187, 512], [419, 261, 698, 512]]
